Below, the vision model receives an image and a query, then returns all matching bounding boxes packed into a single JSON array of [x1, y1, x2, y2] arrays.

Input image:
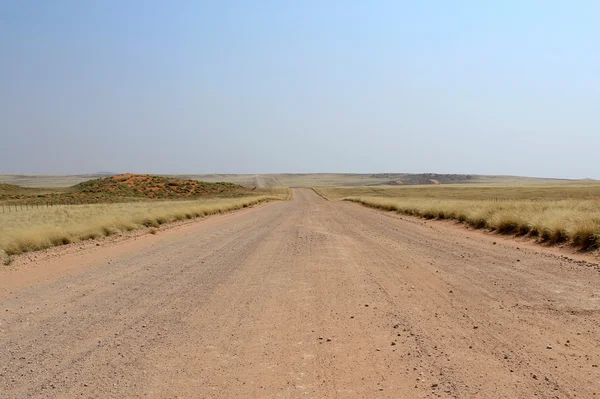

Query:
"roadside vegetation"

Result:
[[0, 175, 290, 256], [0, 174, 244, 205], [314, 184, 600, 250]]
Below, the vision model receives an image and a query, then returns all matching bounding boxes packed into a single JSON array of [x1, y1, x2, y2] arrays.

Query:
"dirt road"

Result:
[[1, 189, 599, 398], [254, 175, 266, 188]]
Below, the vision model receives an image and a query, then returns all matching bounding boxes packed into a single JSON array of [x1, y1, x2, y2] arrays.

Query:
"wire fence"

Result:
[[1, 203, 58, 213]]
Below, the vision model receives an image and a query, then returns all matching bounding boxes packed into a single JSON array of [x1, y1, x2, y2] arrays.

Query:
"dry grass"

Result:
[[170, 174, 259, 187], [0, 191, 289, 256], [0, 174, 249, 206], [266, 174, 578, 187], [253, 186, 292, 200], [315, 185, 600, 250], [0, 250, 11, 265]]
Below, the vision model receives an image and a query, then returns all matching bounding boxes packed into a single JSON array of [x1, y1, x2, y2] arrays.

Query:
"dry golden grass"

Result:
[[253, 187, 292, 200], [315, 185, 600, 250], [0, 191, 289, 256]]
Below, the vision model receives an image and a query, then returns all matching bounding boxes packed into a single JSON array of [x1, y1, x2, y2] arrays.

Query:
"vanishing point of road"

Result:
[[1, 189, 599, 398]]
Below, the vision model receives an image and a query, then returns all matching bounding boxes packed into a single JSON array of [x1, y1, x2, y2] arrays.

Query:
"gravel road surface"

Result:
[[1, 189, 599, 398]]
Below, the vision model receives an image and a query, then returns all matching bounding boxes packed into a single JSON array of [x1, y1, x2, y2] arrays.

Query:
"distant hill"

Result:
[[1, 172, 592, 189], [1, 174, 244, 204], [370, 173, 475, 185], [0, 183, 45, 196], [245, 173, 582, 187], [0, 183, 20, 191], [74, 173, 241, 199]]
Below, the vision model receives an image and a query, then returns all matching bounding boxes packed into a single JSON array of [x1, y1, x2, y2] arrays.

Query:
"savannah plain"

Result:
[[0, 173, 599, 398]]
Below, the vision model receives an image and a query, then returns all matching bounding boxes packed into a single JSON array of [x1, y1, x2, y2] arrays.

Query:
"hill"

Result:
[[370, 173, 474, 185], [1, 174, 244, 205], [74, 174, 241, 199], [0, 184, 22, 192], [0, 183, 52, 197]]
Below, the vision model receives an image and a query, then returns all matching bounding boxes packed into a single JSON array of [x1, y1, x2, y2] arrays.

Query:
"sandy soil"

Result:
[[1, 189, 599, 398]]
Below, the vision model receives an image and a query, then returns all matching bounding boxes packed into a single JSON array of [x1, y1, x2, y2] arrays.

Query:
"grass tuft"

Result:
[[1, 250, 12, 266], [317, 185, 600, 251], [0, 191, 290, 256]]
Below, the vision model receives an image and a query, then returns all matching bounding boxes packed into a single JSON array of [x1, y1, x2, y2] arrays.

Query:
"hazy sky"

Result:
[[1, 1, 598, 178]]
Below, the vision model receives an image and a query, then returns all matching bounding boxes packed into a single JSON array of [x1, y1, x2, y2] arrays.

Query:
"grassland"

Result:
[[170, 174, 259, 187], [0, 174, 111, 188], [257, 173, 578, 187], [190, 173, 578, 187], [1, 173, 580, 188], [0, 175, 291, 257], [314, 184, 600, 250], [0, 192, 289, 257], [0, 174, 245, 205]]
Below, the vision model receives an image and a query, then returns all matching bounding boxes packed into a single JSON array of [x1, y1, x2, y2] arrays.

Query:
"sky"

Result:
[[0, 1, 598, 178]]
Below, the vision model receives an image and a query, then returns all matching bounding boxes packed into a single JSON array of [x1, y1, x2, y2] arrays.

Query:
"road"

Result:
[[254, 175, 267, 188], [1, 189, 599, 398]]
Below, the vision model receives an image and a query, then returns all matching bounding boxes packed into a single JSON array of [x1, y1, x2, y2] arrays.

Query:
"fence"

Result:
[[1, 203, 56, 213]]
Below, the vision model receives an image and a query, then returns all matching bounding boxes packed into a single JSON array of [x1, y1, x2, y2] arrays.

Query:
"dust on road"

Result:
[[1, 189, 599, 398]]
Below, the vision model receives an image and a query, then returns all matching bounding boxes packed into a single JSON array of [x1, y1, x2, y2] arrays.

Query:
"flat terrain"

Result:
[[0, 173, 582, 188], [316, 184, 600, 250], [1, 189, 599, 398], [0, 175, 110, 188], [0, 174, 289, 256], [177, 174, 582, 187]]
